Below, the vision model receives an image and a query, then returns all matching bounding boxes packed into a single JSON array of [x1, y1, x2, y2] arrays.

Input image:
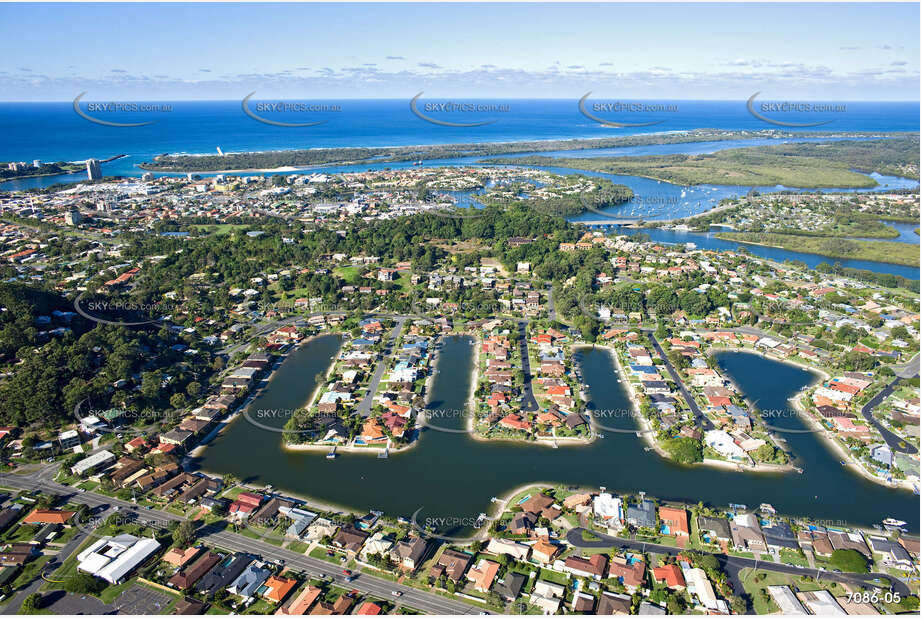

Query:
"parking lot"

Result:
[[43, 583, 172, 615]]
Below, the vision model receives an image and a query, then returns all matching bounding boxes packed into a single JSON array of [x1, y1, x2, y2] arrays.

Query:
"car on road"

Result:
[[391, 591, 402, 597], [342, 569, 352, 576]]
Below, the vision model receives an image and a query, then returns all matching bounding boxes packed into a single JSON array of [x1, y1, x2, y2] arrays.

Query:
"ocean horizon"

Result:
[[1, 99, 918, 167]]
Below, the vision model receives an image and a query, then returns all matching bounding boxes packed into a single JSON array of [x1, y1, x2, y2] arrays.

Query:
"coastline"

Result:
[[133, 128, 907, 173]]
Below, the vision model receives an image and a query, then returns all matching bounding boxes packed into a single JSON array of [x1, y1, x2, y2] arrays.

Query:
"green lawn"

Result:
[[779, 549, 809, 567], [538, 569, 569, 585], [11, 555, 51, 590], [286, 540, 310, 554], [308, 547, 342, 564]]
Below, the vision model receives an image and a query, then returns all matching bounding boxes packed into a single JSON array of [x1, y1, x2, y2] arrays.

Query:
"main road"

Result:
[[0, 467, 484, 615]]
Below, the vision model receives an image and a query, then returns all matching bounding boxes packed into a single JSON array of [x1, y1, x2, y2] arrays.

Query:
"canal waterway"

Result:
[[195, 334, 919, 532]]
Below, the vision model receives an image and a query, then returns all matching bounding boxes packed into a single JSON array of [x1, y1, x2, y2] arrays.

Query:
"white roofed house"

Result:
[[704, 430, 748, 462], [359, 532, 394, 562], [485, 538, 531, 561], [592, 492, 623, 530], [767, 585, 807, 615]]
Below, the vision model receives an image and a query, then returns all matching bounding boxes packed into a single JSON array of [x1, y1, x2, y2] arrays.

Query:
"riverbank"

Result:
[[463, 336, 595, 447], [139, 129, 869, 173], [189, 334, 336, 459], [713, 232, 920, 267], [790, 382, 917, 492]]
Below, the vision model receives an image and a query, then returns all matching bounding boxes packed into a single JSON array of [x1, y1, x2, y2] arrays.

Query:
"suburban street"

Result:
[[357, 317, 405, 417], [860, 377, 918, 455], [645, 330, 715, 431], [565, 527, 912, 600], [0, 466, 485, 615], [516, 320, 539, 413]]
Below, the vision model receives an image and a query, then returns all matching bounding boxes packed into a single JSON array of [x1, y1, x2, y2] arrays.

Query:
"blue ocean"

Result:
[[1, 99, 918, 174]]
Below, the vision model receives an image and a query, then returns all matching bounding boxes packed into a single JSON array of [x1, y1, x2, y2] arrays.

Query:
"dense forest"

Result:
[[0, 284, 215, 429]]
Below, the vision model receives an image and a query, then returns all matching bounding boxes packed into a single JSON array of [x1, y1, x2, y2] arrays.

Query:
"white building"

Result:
[[71, 449, 116, 476], [704, 430, 747, 461], [592, 492, 623, 526], [800, 590, 846, 615], [77, 534, 161, 584], [767, 585, 807, 615]]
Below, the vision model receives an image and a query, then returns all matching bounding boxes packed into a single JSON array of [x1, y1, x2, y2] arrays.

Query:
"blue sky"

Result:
[[1, 2, 917, 100]]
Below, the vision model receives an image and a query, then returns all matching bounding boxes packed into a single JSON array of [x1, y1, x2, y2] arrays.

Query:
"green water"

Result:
[[194, 334, 919, 531]]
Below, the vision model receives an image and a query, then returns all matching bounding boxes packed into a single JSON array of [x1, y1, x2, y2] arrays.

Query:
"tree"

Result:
[[829, 549, 869, 573], [20, 593, 42, 614], [186, 381, 202, 398], [172, 519, 196, 547], [662, 437, 703, 464]]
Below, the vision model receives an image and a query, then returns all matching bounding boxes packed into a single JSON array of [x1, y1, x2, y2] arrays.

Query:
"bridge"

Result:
[[574, 219, 645, 226]]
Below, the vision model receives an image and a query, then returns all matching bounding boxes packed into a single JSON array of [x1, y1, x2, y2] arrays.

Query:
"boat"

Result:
[[474, 513, 488, 528], [759, 503, 776, 515], [326, 448, 337, 459], [882, 518, 908, 530]]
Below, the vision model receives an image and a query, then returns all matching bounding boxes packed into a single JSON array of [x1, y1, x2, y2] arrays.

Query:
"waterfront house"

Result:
[[827, 530, 870, 557], [626, 500, 656, 530], [332, 526, 369, 554], [467, 558, 500, 592], [697, 515, 731, 544], [762, 522, 798, 552], [390, 536, 428, 571], [729, 514, 766, 552], [430, 548, 472, 582], [228, 492, 264, 520], [485, 538, 530, 561], [658, 506, 689, 537]]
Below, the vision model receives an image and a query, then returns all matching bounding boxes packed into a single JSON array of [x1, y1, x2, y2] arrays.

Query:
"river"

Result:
[[194, 334, 919, 534]]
